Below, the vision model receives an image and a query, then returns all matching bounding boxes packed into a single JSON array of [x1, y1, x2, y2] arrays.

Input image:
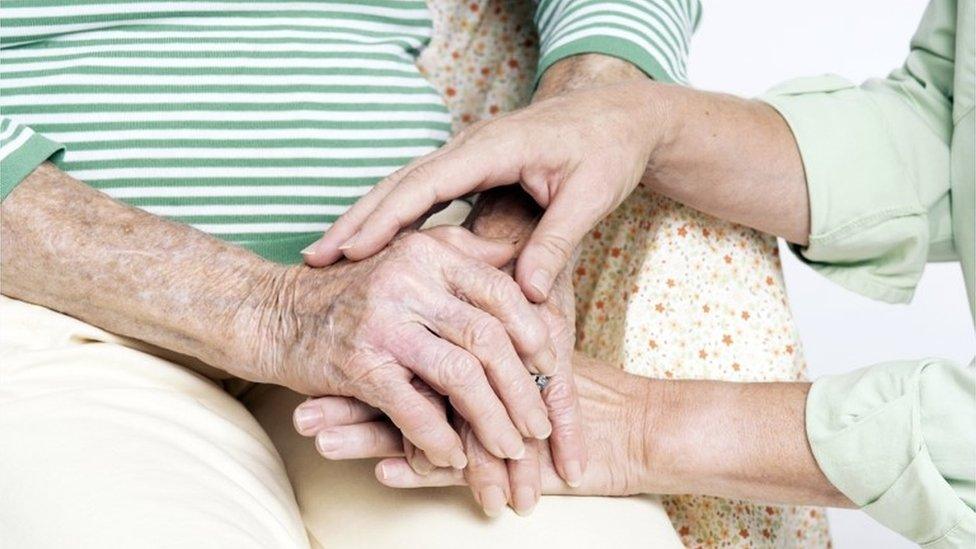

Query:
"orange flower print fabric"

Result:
[[574, 186, 831, 548]]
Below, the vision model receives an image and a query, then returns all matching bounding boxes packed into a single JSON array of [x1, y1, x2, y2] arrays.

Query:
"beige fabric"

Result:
[[0, 296, 308, 549], [0, 294, 681, 548]]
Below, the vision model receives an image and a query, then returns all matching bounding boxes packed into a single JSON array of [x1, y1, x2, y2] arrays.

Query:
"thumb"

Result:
[[515, 189, 603, 302], [422, 225, 517, 268]]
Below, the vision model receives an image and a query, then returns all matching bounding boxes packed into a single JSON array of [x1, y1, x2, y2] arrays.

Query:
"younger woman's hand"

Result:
[[301, 80, 664, 303]]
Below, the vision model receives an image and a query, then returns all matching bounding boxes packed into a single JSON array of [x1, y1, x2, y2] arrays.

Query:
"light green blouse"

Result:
[[762, 0, 974, 546]]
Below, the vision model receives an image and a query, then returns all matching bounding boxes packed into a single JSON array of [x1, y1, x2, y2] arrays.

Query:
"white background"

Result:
[[688, 1, 975, 547]]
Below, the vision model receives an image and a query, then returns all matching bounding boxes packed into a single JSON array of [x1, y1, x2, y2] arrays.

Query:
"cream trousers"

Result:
[[0, 295, 681, 548]]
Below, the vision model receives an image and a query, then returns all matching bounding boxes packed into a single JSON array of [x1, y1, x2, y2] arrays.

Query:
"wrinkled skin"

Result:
[[272, 227, 557, 468], [447, 267, 583, 515]]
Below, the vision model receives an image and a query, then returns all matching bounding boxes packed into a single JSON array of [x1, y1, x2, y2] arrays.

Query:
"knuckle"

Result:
[[396, 231, 436, 254], [532, 233, 575, 264], [484, 274, 522, 309], [504, 373, 532, 401], [438, 351, 480, 390], [464, 315, 506, 349], [543, 377, 576, 414]]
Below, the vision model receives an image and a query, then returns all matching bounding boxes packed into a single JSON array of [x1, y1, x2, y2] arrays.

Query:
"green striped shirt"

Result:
[[0, 0, 699, 263]]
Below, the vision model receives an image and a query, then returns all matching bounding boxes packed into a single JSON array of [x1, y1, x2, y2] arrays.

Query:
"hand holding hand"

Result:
[[294, 353, 655, 502]]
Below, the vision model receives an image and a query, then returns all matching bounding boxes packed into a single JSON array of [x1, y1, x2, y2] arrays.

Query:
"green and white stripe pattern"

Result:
[[535, 0, 700, 84], [1, 0, 698, 263]]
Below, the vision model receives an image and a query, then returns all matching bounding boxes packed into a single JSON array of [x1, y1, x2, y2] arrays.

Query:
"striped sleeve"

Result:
[[0, 117, 63, 200], [534, 0, 702, 85]]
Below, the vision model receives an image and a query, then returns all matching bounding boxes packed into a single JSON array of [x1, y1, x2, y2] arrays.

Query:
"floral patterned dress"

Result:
[[420, 1, 832, 546]]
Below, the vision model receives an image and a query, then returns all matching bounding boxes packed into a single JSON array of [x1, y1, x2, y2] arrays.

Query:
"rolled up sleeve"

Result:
[[760, 0, 956, 304], [806, 358, 975, 547], [534, 0, 702, 85]]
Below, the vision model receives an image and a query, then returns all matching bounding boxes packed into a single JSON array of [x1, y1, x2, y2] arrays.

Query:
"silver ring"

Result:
[[533, 374, 550, 391]]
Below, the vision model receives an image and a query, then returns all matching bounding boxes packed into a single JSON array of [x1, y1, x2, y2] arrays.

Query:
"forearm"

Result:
[[643, 377, 852, 507], [644, 84, 811, 245], [0, 163, 282, 379]]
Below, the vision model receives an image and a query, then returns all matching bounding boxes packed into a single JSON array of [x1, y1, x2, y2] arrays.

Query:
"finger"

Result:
[[423, 299, 552, 441], [542, 373, 586, 488], [507, 438, 542, 516], [404, 379, 444, 475], [293, 396, 382, 436], [315, 421, 404, 460], [404, 439, 436, 475], [458, 420, 511, 518], [352, 359, 467, 469], [375, 458, 465, 488], [514, 184, 606, 302], [301, 147, 450, 266], [304, 141, 467, 266], [445, 253, 558, 375], [341, 139, 523, 262], [390, 326, 525, 460], [422, 225, 517, 269], [301, 184, 393, 266]]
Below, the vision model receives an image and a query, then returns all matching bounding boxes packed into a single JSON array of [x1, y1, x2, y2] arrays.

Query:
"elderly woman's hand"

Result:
[[293, 235, 584, 516], [258, 225, 559, 469], [437, 267, 583, 516]]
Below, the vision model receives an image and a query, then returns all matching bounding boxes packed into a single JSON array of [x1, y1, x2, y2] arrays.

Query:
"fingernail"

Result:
[[501, 433, 526, 460], [564, 460, 582, 488], [529, 268, 552, 297], [300, 242, 319, 257], [450, 448, 468, 469], [512, 487, 538, 517], [315, 431, 341, 455], [338, 232, 360, 251], [294, 405, 322, 433], [527, 408, 552, 440], [480, 486, 506, 517], [379, 461, 402, 481], [411, 452, 435, 475]]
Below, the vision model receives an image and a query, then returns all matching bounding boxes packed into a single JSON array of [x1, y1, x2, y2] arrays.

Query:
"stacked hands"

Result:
[[291, 220, 587, 517], [285, 57, 660, 517], [290, 221, 659, 516], [261, 57, 810, 517]]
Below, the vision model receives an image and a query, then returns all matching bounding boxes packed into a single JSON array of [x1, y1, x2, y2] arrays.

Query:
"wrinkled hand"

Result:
[[301, 80, 663, 302], [440, 267, 584, 516], [274, 226, 557, 469], [294, 353, 654, 503]]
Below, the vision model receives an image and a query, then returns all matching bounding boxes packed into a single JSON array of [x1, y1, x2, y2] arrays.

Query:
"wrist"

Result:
[[199, 256, 294, 383], [534, 53, 647, 103], [635, 377, 707, 495]]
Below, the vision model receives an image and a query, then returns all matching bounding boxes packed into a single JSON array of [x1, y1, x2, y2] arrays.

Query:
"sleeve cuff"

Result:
[[760, 75, 946, 304], [536, 36, 679, 87], [533, 0, 699, 86], [1, 129, 64, 200], [806, 358, 976, 545]]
